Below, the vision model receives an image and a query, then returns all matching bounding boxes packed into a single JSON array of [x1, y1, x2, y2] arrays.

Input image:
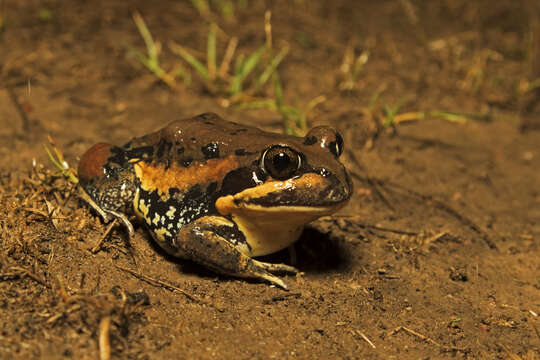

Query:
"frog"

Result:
[[78, 113, 352, 289]]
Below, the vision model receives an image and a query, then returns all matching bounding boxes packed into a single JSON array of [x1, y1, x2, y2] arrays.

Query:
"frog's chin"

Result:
[[219, 201, 346, 257], [231, 204, 342, 257]]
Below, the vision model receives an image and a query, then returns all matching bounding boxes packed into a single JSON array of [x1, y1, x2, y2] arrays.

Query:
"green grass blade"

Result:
[[132, 12, 158, 63], [272, 72, 284, 109], [255, 46, 288, 90], [190, 0, 210, 17], [170, 42, 209, 80], [233, 53, 245, 75], [240, 46, 265, 78], [230, 46, 265, 94]]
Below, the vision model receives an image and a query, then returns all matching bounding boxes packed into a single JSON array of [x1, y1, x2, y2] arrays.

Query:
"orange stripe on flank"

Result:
[[133, 156, 240, 196]]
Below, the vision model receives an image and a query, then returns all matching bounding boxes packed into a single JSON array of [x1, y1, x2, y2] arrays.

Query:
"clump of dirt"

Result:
[[1, 0, 539, 359]]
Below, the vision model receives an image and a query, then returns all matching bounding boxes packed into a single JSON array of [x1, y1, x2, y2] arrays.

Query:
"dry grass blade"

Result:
[[9, 266, 49, 288], [354, 330, 376, 349], [339, 42, 369, 91], [218, 36, 238, 78], [264, 10, 272, 49], [99, 316, 112, 360]]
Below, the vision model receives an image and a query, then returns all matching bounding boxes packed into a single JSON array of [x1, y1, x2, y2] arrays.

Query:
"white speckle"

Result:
[[152, 212, 161, 226], [166, 206, 176, 219]]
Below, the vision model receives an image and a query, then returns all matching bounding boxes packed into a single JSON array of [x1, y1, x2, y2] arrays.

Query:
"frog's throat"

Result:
[[230, 210, 324, 257], [215, 174, 346, 257]]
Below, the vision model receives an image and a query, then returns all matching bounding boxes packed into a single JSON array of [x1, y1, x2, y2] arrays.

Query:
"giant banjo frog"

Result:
[[78, 113, 352, 289]]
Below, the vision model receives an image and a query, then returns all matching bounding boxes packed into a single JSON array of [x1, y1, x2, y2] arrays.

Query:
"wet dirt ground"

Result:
[[0, 1, 539, 359]]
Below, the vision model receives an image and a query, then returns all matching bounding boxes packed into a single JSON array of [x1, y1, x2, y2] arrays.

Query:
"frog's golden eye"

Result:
[[261, 146, 301, 180]]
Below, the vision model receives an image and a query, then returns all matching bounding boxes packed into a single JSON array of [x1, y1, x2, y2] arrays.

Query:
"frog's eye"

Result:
[[261, 146, 301, 180]]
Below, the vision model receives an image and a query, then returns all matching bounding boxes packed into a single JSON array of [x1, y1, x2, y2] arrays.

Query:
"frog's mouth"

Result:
[[216, 172, 351, 215]]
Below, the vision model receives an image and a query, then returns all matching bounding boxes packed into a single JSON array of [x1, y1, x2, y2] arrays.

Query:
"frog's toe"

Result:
[[253, 271, 289, 290], [253, 260, 299, 274], [106, 209, 135, 236]]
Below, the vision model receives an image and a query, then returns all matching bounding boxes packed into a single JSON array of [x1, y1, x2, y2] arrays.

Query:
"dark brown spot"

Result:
[[303, 136, 317, 146], [201, 142, 220, 159], [198, 112, 217, 120]]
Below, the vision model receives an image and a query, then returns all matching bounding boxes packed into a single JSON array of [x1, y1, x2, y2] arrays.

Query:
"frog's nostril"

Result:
[[319, 168, 330, 177], [78, 143, 112, 182]]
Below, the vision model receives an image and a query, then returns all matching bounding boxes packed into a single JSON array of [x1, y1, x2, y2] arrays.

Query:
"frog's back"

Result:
[[121, 113, 303, 167]]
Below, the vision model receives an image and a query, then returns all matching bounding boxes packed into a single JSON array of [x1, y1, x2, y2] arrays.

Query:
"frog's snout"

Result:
[[78, 143, 112, 183]]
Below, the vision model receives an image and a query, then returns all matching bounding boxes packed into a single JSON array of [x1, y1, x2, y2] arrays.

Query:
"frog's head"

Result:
[[216, 126, 352, 256], [78, 143, 137, 234]]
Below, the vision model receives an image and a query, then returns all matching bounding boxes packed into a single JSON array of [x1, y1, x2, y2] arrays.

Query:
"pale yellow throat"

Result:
[[215, 176, 347, 257], [230, 205, 335, 257]]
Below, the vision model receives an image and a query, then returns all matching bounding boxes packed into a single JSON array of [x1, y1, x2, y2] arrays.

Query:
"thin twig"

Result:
[[391, 326, 467, 353], [9, 266, 50, 288], [55, 274, 71, 303], [355, 330, 376, 349], [91, 219, 119, 254], [114, 264, 215, 309], [99, 316, 112, 360]]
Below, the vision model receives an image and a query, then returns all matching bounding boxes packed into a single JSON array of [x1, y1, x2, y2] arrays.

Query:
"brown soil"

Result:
[[1, 1, 539, 359]]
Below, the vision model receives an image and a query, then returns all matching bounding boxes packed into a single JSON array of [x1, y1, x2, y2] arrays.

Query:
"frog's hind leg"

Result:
[[169, 216, 295, 289]]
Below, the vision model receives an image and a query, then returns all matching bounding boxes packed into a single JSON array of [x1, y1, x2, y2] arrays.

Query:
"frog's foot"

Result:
[[165, 216, 294, 290], [106, 210, 135, 237], [78, 186, 135, 236]]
